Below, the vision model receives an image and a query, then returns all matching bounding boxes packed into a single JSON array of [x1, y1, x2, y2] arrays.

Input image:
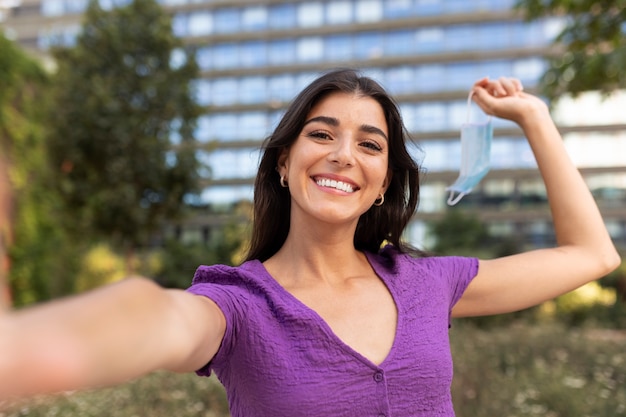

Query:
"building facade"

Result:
[[3, 0, 626, 251]]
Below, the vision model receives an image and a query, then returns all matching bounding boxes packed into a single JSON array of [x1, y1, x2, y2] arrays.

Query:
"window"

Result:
[[445, 0, 475, 13], [238, 112, 270, 141], [415, 0, 443, 15], [268, 74, 296, 102], [414, 102, 447, 132], [414, 28, 444, 53], [445, 25, 476, 52], [269, 4, 296, 29], [195, 115, 213, 142], [326, 1, 352, 25], [491, 138, 534, 169], [386, 31, 414, 56], [448, 100, 469, 129], [325, 35, 353, 61], [240, 41, 267, 68], [187, 11, 213, 37], [482, 60, 512, 82], [297, 37, 324, 62], [213, 8, 240, 34], [203, 149, 260, 180], [191, 79, 211, 106], [199, 185, 254, 206], [211, 78, 238, 106], [239, 77, 267, 104], [171, 13, 188, 37], [355, 32, 383, 59], [512, 58, 546, 84], [399, 104, 417, 133], [159, 0, 186, 6], [169, 48, 187, 70], [269, 39, 296, 65], [212, 43, 239, 70], [355, 0, 383, 22], [297, 2, 324, 27], [66, 0, 87, 14], [446, 62, 478, 91], [241, 6, 268, 31], [384, 0, 413, 19], [385, 66, 415, 95], [196, 46, 212, 70], [414, 64, 445, 92], [421, 140, 461, 171], [41, 0, 65, 16], [481, 23, 511, 49], [209, 113, 238, 142]]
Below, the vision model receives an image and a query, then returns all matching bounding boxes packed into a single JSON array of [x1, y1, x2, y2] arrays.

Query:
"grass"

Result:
[[1, 322, 624, 416]]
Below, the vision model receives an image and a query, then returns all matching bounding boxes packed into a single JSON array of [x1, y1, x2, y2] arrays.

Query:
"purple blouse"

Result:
[[187, 246, 478, 417]]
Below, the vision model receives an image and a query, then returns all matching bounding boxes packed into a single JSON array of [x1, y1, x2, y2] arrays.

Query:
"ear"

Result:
[[381, 169, 393, 194], [276, 147, 290, 177]]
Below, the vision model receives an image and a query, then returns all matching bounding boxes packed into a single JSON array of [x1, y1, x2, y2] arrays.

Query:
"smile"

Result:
[[315, 178, 356, 193]]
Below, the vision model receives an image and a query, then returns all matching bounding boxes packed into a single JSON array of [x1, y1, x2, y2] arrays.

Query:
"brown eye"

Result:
[[308, 131, 331, 140], [361, 140, 383, 152]]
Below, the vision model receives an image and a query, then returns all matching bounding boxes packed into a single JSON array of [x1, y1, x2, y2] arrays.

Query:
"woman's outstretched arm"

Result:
[[0, 277, 225, 400], [452, 77, 621, 317]]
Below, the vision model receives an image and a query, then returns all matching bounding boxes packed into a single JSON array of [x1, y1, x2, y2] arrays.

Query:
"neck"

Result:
[[264, 219, 370, 287]]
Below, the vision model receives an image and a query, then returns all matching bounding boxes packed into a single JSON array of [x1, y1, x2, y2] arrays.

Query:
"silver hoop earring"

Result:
[[374, 193, 384, 206], [280, 176, 288, 188]]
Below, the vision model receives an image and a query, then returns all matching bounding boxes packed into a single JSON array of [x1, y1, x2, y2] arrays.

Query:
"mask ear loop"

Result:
[[446, 190, 466, 206], [446, 90, 492, 206]]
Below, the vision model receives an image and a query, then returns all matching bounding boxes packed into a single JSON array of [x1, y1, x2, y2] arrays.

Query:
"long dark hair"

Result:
[[245, 69, 424, 262]]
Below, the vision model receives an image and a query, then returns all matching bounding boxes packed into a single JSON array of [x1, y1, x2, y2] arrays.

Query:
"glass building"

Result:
[[3, 0, 625, 250]]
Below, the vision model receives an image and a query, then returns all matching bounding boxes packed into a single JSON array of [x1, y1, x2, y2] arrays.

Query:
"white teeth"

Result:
[[316, 178, 354, 193]]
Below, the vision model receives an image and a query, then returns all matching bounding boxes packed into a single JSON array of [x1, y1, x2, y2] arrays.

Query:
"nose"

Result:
[[328, 137, 355, 167]]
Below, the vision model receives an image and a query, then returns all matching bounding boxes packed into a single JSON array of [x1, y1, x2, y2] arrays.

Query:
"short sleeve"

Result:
[[186, 266, 250, 376], [441, 256, 478, 327], [446, 256, 479, 309]]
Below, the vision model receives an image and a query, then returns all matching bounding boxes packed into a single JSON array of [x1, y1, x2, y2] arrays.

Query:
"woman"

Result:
[[0, 69, 620, 416]]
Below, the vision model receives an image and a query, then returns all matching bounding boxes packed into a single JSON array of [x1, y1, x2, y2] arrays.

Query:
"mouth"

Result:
[[313, 176, 359, 193]]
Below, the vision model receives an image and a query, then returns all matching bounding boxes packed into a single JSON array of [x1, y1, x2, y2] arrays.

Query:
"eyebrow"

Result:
[[303, 115, 388, 142]]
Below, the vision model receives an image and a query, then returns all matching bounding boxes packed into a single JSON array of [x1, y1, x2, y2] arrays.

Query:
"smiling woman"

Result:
[[0, 69, 620, 416]]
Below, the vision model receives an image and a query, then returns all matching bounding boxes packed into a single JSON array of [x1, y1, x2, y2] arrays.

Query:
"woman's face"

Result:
[[278, 91, 391, 227]]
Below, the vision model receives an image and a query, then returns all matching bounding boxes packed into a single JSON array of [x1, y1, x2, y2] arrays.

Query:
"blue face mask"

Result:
[[446, 91, 493, 206]]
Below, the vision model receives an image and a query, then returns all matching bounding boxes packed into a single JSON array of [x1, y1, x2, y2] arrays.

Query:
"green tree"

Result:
[[47, 0, 202, 256], [516, 0, 626, 99], [0, 34, 78, 305], [427, 210, 491, 256]]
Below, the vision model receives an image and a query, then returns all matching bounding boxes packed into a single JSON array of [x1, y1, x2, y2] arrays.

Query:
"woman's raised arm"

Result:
[[0, 277, 225, 400], [452, 77, 621, 318]]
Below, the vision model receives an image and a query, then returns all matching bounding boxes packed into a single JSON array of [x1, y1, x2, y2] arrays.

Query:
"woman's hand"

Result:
[[470, 76, 549, 126], [453, 76, 621, 318]]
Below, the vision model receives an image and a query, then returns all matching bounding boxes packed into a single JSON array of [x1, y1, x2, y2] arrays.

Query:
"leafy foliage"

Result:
[[47, 0, 202, 250], [516, 0, 626, 99], [426, 209, 492, 256], [0, 34, 80, 305]]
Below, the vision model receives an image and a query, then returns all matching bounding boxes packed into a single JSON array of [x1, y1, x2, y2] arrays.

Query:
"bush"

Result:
[[451, 321, 626, 416]]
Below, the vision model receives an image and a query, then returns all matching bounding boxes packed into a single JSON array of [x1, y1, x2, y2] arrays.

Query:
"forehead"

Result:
[[306, 91, 388, 134]]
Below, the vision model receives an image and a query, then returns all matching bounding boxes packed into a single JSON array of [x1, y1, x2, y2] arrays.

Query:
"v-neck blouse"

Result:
[[187, 245, 478, 417]]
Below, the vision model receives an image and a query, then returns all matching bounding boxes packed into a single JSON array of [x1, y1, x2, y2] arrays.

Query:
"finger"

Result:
[[500, 76, 524, 95], [473, 76, 490, 89], [498, 77, 518, 96], [470, 86, 497, 116]]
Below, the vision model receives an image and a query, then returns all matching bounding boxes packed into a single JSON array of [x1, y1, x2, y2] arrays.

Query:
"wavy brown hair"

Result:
[[244, 69, 424, 262]]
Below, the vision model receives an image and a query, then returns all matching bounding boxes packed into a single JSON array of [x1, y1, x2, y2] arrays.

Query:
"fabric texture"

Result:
[[186, 245, 478, 417]]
